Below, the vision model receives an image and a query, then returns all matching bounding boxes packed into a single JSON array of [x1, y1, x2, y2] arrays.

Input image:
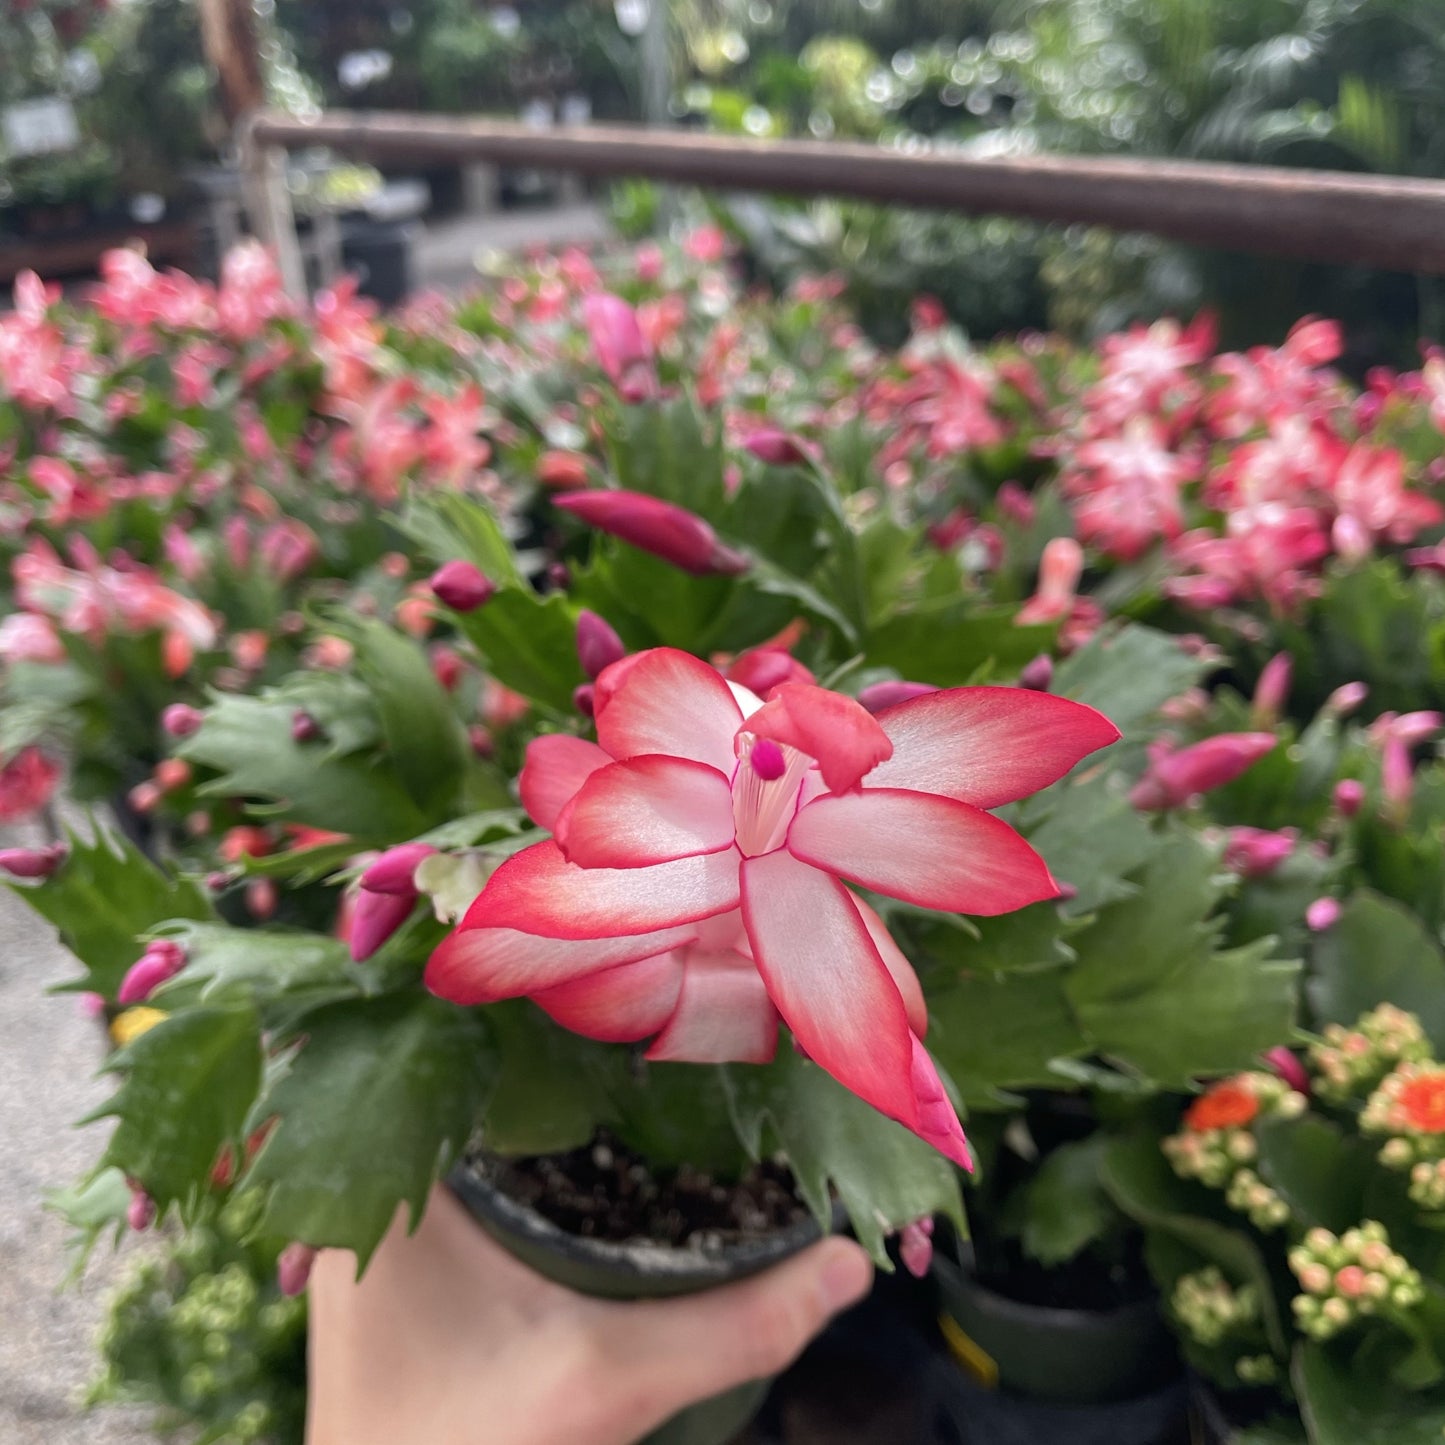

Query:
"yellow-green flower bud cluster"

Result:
[[1288, 1222, 1424, 1341], [1162, 1072, 1305, 1229], [1172, 1266, 1261, 1348], [1308, 1004, 1428, 1103]]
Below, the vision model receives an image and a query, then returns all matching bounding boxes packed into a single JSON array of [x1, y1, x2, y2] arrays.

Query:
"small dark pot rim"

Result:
[[944, 1245, 1164, 1333], [447, 1155, 826, 1296]]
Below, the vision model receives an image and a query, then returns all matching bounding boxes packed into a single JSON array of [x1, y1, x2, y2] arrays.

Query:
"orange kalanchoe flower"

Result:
[[1398, 1070, 1445, 1133], [1185, 1080, 1261, 1132]]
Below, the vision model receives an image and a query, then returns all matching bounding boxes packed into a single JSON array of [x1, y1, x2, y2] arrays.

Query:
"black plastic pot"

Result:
[[931, 1253, 1188, 1445], [448, 1157, 826, 1445], [340, 219, 417, 307]]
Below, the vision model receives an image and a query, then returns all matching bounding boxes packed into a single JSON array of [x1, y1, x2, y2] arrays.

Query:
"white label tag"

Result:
[[3, 96, 81, 158]]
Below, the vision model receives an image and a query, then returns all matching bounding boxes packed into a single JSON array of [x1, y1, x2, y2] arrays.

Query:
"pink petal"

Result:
[[645, 948, 779, 1064], [852, 896, 928, 1037], [532, 950, 685, 1042], [788, 788, 1059, 915], [464, 840, 740, 939], [425, 922, 697, 1004], [740, 850, 918, 1130], [744, 682, 893, 793], [553, 755, 736, 868], [866, 687, 1120, 808], [519, 735, 611, 830], [594, 647, 743, 773], [910, 1036, 972, 1170]]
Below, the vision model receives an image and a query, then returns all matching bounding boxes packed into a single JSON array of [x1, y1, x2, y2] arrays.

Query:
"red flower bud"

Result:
[[118, 944, 187, 1005], [742, 427, 810, 467], [1262, 1046, 1310, 1095], [1306, 897, 1342, 932], [162, 703, 205, 738], [1129, 733, 1277, 812], [154, 758, 192, 793], [535, 450, 591, 490], [430, 559, 496, 613], [348, 888, 416, 962], [1251, 653, 1292, 728], [573, 683, 596, 718], [1019, 655, 1054, 692], [1223, 826, 1297, 880], [360, 842, 437, 897], [245, 876, 278, 920], [576, 610, 626, 681], [0, 842, 66, 879], [291, 710, 325, 743], [554, 490, 749, 577], [899, 1216, 935, 1279], [856, 680, 939, 714], [127, 1187, 155, 1232], [1333, 779, 1365, 817]]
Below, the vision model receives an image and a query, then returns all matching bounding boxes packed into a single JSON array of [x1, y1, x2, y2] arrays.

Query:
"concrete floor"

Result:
[[0, 821, 154, 1444]]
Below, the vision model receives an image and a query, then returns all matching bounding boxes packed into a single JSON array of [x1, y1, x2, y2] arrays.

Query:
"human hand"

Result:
[[306, 1184, 874, 1445]]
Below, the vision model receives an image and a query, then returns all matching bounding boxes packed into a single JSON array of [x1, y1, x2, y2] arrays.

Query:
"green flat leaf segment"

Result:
[[243, 994, 494, 1269], [723, 1046, 966, 1267], [10, 821, 213, 998], [97, 1007, 263, 1223]]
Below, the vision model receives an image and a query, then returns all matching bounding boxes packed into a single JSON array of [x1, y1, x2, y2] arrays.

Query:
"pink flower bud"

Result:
[[899, 1216, 935, 1279], [554, 490, 749, 576], [1335, 1265, 1367, 1298], [257, 520, 319, 582], [245, 876, 278, 920], [360, 842, 438, 897], [277, 1243, 317, 1297], [468, 725, 494, 759], [996, 482, 1037, 528], [576, 610, 626, 681], [1223, 826, 1297, 879], [348, 888, 417, 962], [1306, 897, 1342, 932], [0, 842, 66, 879], [127, 1187, 155, 1232], [742, 427, 810, 467], [78, 991, 106, 1019], [1323, 682, 1368, 718], [291, 710, 325, 743], [127, 781, 162, 815], [1262, 1046, 1310, 1095], [582, 293, 655, 403], [1381, 737, 1413, 815], [1017, 537, 1084, 626], [856, 680, 940, 714], [154, 758, 192, 793], [162, 703, 205, 738], [1333, 779, 1365, 817], [431, 645, 464, 692], [573, 683, 597, 718], [118, 944, 187, 1005], [1129, 733, 1277, 812], [223, 515, 253, 572], [1019, 654, 1054, 692], [1251, 653, 1292, 728], [430, 559, 496, 613]]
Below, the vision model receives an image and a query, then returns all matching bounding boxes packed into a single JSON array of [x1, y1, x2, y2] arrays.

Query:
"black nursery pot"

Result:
[[932, 1251, 1189, 1445], [448, 1156, 826, 1445]]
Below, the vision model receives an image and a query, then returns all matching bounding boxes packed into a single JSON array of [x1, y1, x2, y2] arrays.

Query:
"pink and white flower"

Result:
[[427, 648, 1118, 1165]]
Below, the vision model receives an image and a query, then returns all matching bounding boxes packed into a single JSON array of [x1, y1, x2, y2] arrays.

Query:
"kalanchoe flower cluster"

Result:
[[1308, 1003, 1430, 1102], [1361, 1059, 1445, 1208], [1163, 1072, 1306, 1228], [1171, 1267, 1276, 1383], [1288, 1222, 1424, 1341]]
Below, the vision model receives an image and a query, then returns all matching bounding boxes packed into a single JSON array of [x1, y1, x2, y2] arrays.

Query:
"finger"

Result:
[[600, 1236, 874, 1430]]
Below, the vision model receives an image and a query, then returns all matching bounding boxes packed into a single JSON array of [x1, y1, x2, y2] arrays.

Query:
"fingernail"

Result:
[[819, 1243, 872, 1313]]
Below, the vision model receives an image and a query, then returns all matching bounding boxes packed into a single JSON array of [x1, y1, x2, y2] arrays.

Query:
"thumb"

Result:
[[610, 1236, 873, 1427]]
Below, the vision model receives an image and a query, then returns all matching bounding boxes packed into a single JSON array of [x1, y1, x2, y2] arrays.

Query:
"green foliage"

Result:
[[8, 822, 212, 999], [243, 994, 494, 1268], [725, 1045, 966, 1266], [96, 1008, 263, 1223], [1295, 1341, 1445, 1445], [1307, 891, 1445, 1050], [1001, 1135, 1116, 1268]]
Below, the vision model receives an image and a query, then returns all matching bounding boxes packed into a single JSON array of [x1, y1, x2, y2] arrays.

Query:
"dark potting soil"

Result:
[[472, 1132, 811, 1250]]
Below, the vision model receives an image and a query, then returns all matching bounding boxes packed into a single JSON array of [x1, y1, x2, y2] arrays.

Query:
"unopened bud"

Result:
[[277, 1243, 317, 1297], [429, 559, 496, 613], [162, 703, 205, 738], [0, 843, 67, 879], [1019, 654, 1054, 691], [576, 610, 626, 681]]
